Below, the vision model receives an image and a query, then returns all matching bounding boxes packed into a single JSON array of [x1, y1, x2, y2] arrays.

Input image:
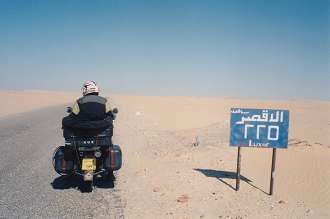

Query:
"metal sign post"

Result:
[[269, 148, 277, 195], [236, 147, 241, 191], [230, 108, 289, 195]]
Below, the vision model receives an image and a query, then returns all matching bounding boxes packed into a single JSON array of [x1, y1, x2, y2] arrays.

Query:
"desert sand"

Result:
[[0, 90, 79, 117], [2, 90, 330, 218]]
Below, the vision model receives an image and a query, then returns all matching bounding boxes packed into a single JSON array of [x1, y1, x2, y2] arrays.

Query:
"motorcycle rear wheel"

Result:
[[83, 181, 93, 192]]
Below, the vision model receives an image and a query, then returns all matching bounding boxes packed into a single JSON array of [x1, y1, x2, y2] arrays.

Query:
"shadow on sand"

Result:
[[51, 175, 114, 193], [194, 168, 268, 194]]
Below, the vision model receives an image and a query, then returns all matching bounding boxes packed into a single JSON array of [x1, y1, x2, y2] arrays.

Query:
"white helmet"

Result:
[[82, 81, 99, 96]]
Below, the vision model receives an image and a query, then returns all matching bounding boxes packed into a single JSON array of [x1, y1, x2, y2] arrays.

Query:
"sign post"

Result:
[[269, 148, 277, 195], [236, 147, 241, 191], [230, 108, 289, 195]]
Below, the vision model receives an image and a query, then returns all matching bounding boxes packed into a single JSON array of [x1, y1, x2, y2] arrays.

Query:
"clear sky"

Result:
[[0, 0, 329, 100]]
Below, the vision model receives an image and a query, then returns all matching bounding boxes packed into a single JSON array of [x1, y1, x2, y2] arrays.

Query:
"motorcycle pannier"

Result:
[[53, 146, 74, 175], [104, 145, 122, 171]]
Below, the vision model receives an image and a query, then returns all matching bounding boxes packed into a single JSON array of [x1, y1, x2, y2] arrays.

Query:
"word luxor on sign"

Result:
[[230, 108, 289, 148]]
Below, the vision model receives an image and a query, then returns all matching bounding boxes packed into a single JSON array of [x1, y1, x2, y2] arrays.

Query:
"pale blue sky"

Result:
[[0, 0, 329, 100]]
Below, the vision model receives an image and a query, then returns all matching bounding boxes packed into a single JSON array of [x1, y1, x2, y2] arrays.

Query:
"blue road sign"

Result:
[[230, 108, 289, 148]]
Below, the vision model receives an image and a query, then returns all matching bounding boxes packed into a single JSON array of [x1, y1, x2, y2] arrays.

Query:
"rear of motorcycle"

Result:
[[53, 137, 122, 191]]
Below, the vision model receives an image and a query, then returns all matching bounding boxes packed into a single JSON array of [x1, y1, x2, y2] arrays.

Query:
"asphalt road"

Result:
[[0, 106, 125, 219]]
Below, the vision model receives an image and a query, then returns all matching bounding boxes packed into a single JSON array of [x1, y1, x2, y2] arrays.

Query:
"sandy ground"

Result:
[[2, 90, 330, 218], [0, 90, 79, 117]]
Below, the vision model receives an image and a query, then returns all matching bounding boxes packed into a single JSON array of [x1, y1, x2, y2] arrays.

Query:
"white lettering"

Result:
[[268, 126, 279, 140], [244, 124, 254, 139], [256, 125, 266, 139]]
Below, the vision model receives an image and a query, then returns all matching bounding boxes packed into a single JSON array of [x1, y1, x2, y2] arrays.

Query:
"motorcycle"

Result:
[[52, 107, 122, 191]]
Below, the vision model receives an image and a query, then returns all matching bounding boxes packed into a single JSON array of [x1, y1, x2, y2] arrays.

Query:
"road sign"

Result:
[[229, 108, 290, 195], [230, 108, 289, 148]]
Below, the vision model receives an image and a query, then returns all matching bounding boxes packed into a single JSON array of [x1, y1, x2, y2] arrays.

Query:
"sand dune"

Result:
[[2, 90, 330, 218]]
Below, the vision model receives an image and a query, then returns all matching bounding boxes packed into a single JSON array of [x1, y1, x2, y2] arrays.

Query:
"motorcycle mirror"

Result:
[[112, 108, 118, 114], [66, 107, 72, 113]]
